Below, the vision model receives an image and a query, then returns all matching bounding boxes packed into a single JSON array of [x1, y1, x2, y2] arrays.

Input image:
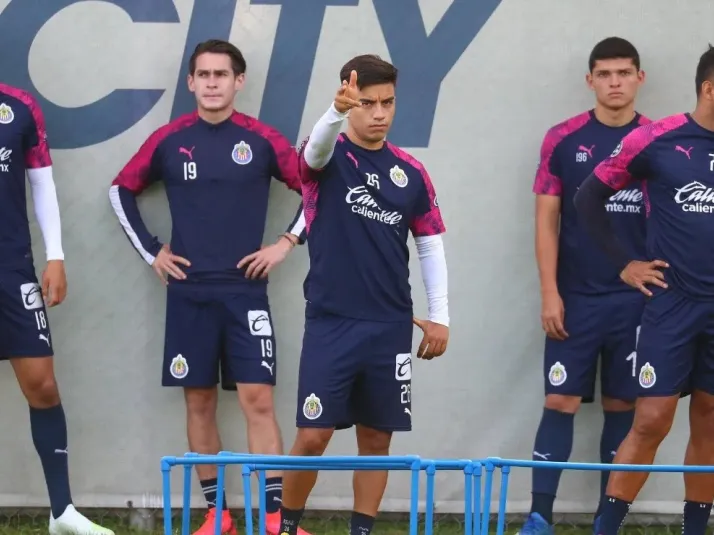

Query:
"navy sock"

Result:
[[265, 477, 282, 514], [530, 408, 575, 524], [199, 478, 227, 510], [599, 410, 634, 502], [350, 511, 375, 535], [279, 506, 304, 535], [30, 404, 72, 519], [597, 496, 631, 535], [682, 500, 712, 535]]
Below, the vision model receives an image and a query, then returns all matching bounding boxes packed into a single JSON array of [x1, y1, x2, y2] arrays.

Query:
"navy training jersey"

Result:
[[594, 113, 714, 300], [0, 84, 52, 269], [533, 110, 650, 295], [299, 133, 446, 322], [110, 111, 302, 288]]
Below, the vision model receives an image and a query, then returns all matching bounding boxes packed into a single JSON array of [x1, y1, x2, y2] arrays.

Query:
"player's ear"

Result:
[[585, 72, 594, 90], [187, 74, 196, 93], [234, 72, 245, 91], [637, 69, 646, 85]]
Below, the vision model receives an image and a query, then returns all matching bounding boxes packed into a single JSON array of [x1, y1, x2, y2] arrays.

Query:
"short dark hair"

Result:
[[588, 37, 640, 72], [695, 45, 714, 97], [188, 39, 246, 76], [339, 54, 398, 89]]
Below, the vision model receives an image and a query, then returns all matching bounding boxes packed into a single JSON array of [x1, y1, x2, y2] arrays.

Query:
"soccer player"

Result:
[[277, 55, 450, 535], [520, 37, 649, 535], [575, 45, 714, 535], [108, 40, 310, 535], [0, 84, 114, 534]]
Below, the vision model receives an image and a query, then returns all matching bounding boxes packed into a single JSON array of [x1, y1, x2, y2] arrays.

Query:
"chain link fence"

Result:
[[0, 508, 691, 534]]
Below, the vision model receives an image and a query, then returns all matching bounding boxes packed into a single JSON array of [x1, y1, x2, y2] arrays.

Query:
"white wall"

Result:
[[0, 0, 710, 515]]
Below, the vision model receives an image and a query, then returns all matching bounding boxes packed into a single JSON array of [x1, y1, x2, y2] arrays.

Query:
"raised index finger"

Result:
[[349, 69, 358, 89]]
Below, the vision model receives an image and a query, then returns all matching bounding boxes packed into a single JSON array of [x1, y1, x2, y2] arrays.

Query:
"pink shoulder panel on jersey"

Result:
[[297, 134, 327, 183], [386, 142, 446, 237], [533, 111, 591, 196], [594, 114, 688, 190], [231, 112, 301, 193], [637, 114, 653, 125], [0, 83, 52, 169], [111, 112, 198, 193]]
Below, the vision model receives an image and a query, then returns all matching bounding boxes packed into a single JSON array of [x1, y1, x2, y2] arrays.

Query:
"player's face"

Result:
[[347, 83, 396, 146], [586, 58, 644, 110], [188, 52, 244, 113]]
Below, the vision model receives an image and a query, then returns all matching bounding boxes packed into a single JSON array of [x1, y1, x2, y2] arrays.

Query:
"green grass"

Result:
[[0, 513, 681, 535]]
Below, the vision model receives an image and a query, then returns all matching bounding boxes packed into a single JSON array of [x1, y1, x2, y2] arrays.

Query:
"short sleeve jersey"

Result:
[[298, 133, 445, 322], [593, 113, 714, 299], [533, 110, 651, 295], [0, 84, 52, 268]]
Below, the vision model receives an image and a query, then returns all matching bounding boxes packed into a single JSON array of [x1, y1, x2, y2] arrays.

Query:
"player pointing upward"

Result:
[[109, 40, 309, 535], [278, 56, 450, 535], [576, 45, 714, 535]]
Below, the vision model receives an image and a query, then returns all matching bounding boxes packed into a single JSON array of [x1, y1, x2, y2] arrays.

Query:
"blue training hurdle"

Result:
[[160, 453, 714, 535]]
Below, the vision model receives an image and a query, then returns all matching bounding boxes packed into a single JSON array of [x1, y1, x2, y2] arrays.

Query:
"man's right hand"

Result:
[[620, 259, 669, 297], [152, 245, 191, 285], [541, 290, 568, 340], [334, 70, 362, 113]]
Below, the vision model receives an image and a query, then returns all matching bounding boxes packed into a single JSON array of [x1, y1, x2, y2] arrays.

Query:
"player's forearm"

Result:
[[303, 103, 348, 170], [534, 200, 560, 294], [574, 175, 633, 272], [535, 224, 559, 294], [415, 235, 449, 326], [284, 203, 307, 245], [27, 167, 64, 261], [108, 184, 163, 265]]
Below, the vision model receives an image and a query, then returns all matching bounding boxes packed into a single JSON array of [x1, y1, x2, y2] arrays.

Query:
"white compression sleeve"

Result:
[[303, 103, 349, 170], [27, 166, 64, 261], [415, 235, 449, 326]]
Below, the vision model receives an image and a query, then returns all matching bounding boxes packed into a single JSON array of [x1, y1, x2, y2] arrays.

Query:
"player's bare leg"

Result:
[[596, 395, 679, 534], [237, 383, 302, 534], [184, 387, 235, 535], [12, 357, 114, 535], [352, 425, 392, 534], [279, 428, 334, 535], [519, 393, 580, 535], [680, 391, 714, 535]]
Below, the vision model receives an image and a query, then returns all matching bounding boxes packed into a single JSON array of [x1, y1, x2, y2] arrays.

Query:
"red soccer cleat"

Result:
[[192, 508, 237, 535]]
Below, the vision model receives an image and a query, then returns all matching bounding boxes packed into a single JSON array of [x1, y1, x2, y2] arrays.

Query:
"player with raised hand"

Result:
[[108, 40, 310, 535], [0, 83, 114, 535], [575, 44, 714, 535], [521, 37, 650, 535], [277, 55, 450, 535]]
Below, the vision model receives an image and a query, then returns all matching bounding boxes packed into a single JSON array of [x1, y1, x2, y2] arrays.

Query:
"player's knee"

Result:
[[294, 428, 333, 456], [184, 387, 218, 419], [238, 384, 275, 422], [356, 426, 392, 455], [22, 374, 60, 408], [689, 392, 714, 437], [544, 393, 581, 414], [630, 400, 675, 443]]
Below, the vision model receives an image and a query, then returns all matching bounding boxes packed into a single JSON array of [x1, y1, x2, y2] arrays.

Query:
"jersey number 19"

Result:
[[183, 162, 197, 180]]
